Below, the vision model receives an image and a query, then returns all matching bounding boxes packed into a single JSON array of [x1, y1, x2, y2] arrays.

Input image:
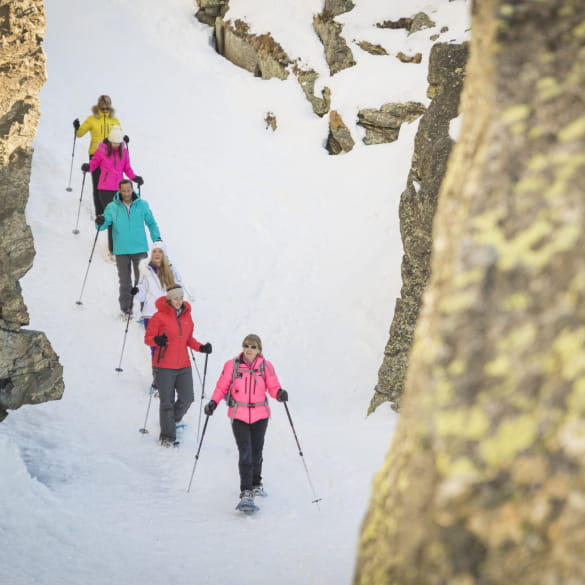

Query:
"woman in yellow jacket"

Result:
[[73, 95, 123, 215]]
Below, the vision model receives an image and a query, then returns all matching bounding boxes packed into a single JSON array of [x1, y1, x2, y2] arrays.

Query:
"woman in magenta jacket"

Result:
[[204, 334, 288, 506], [145, 286, 212, 446], [81, 125, 143, 253]]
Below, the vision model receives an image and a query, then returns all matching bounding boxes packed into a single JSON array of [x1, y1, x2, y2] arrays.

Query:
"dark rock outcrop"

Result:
[[214, 18, 291, 80], [0, 0, 64, 421], [294, 67, 331, 117], [357, 41, 388, 56], [313, 12, 356, 76], [369, 42, 469, 412], [195, 0, 229, 26], [357, 101, 426, 145], [324, 0, 355, 17], [325, 110, 354, 155]]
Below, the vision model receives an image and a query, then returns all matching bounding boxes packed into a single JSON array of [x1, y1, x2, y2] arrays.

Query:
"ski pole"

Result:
[[189, 349, 203, 385], [75, 227, 100, 305], [139, 352, 163, 435], [72, 171, 87, 234], [138, 389, 154, 434], [115, 289, 139, 372], [114, 311, 132, 372], [283, 402, 322, 509], [189, 350, 208, 445], [187, 414, 210, 492], [66, 128, 77, 192]]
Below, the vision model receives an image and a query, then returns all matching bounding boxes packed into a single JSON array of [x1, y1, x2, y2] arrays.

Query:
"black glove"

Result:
[[81, 163, 90, 172], [123, 135, 130, 144], [276, 389, 288, 402], [134, 175, 144, 186], [204, 400, 217, 416], [130, 286, 139, 296], [73, 118, 80, 130], [154, 333, 168, 347], [95, 215, 105, 226], [199, 342, 212, 354]]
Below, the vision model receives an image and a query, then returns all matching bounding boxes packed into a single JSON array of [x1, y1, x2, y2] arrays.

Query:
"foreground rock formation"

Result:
[[355, 1, 585, 583], [0, 0, 64, 421]]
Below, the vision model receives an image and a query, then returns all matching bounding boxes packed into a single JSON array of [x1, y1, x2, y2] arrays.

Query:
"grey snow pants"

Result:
[[156, 366, 194, 441], [115, 252, 147, 313]]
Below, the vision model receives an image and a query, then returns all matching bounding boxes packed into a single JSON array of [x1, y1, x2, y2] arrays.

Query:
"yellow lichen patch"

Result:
[[501, 104, 530, 124], [528, 125, 545, 138], [514, 175, 544, 194], [436, 376, 455, 405], [440, 289, 478, 314], [548, 327, 585, 380], [573, 21, 585, 39], [536, 76, 562, 100], [558, 116, 585, 142], [498, 322, 537, 354], [527, 153, 549, 172], [435, 452, 477, 479], [501, 292, 529, 311], [436, 407, 490, 440], [453, 267, 484, 289], [484, 355, 511, 378], [447, 359, 466, 377], [499, 219, 580, 271], [480, 414, 537, 467], [566, 377, 585, 415]]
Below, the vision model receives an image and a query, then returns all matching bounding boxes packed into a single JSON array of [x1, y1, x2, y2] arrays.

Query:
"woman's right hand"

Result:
[[204, 400, 217, 416]]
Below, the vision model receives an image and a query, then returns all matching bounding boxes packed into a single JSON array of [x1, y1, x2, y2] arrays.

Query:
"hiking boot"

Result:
[[239, 490, 254, 504], [252, 484, 266, 497], [159, 436, 176, 448]]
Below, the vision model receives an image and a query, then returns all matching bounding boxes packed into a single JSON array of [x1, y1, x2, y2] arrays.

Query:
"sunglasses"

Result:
[[243, 344, 258, 350], [100, 106, 110, 111]]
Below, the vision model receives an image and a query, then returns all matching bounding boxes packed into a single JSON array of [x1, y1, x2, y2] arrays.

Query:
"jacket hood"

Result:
[[154, 295, 192, 316], [113, 190, 140, 203]]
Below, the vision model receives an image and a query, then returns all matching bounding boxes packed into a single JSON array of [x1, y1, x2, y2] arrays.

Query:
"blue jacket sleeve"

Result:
[[142, 202, 161, 241], [98, 202, 114, 231]]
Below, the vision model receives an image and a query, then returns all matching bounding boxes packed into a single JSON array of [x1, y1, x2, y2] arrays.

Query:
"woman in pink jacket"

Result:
[[204, 333, 288, 509], [81, 125, 143, 254]]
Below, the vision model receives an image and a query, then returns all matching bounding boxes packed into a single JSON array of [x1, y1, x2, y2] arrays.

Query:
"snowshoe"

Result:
[[159, 437, 179, 448], [235, 490, 259, 514]]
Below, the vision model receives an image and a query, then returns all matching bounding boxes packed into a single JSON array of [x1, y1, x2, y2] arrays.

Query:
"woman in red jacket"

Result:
[[145, 285, 212, 446]]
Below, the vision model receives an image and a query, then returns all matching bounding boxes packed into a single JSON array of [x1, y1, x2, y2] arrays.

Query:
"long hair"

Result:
[[91, 94, 116, 117], [104, 138, 124, 158], [151, 249, 176, 291]]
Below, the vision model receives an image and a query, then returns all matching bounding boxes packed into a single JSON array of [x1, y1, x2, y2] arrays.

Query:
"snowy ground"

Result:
[[0, 1, 469, 584]]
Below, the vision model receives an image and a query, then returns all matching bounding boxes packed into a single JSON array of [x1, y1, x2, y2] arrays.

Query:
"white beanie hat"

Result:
[[167, 286, 184, 300], [108, 125, 124, 143], [151, 240, 166, 255]]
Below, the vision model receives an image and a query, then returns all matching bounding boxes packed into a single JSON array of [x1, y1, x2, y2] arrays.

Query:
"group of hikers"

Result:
[[73, 94, 289, 511]]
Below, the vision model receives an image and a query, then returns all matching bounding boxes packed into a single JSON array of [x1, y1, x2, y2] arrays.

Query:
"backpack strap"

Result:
[[226, 356, 269, 418]]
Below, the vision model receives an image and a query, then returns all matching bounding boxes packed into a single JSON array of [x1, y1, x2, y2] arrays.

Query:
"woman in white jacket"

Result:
[[133, 241, 183, 332]]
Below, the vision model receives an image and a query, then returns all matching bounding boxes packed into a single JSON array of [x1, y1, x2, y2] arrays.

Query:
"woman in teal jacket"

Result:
[[97, 180, 161, 316]]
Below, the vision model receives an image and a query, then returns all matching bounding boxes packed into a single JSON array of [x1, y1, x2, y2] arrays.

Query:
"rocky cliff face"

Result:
[[0, 0, 64, 422], [370, 42, 468, 412]]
